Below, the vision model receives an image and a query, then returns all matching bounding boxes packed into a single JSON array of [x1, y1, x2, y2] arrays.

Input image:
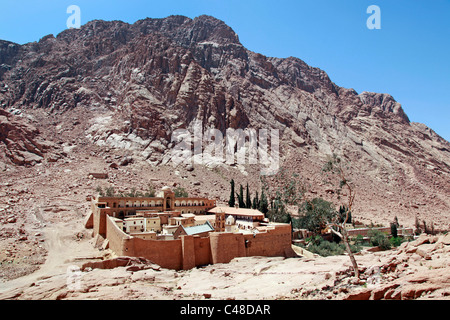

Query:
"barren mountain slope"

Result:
[[1, 15, 448, 229]]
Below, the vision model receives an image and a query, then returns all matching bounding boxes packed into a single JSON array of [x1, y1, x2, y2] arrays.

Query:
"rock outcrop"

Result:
[[81, 256, 161, 272], [343, 234, 450, 300], [0, 109, 52, 166]]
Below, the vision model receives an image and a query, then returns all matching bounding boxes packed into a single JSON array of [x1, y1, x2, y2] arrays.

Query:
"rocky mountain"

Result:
[[0, 15, 449, 229]]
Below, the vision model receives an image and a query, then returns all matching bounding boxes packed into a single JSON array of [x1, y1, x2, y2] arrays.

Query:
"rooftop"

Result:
[[193, 215, 216, 221], [208, 206, 265, 217], [181, 221, 215, 236]]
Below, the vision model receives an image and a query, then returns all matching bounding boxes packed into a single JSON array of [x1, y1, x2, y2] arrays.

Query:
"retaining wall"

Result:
[[101, 215, 294, 270]]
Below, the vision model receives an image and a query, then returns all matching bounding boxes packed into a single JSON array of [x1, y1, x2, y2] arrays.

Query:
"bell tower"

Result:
[[161, 186, 175, 211], [214, 210, 225, 232]]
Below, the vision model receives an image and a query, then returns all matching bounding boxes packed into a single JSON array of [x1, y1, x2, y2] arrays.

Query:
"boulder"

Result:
[[81, 256, 160, 271], [370, 284, 400, 300], [439, 233, 450, 246], [344, 288, 371, 300], [119, 156, 133, 166], [109, 162, 119, 169]]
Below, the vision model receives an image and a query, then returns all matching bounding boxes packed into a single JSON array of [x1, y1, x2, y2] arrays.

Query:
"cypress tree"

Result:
[[259, 188, 269, 215], [390, 222, 398, 238], [228, 179, 235, 207], [237, 184, 245, 208], [252, 191, 259, 210], [245, 183, 252, 209], [415, 215, 421, 235]]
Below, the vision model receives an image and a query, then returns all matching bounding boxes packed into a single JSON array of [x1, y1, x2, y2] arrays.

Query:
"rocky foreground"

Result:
[[0, 233, 448, 300]]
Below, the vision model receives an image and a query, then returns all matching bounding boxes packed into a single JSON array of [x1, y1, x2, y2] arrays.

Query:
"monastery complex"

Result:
[[85, 186, 296, 270]]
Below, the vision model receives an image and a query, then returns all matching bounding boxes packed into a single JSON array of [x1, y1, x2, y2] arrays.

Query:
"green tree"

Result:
[[355, 234, 365, 246], [423, 220, 429, 234], [245, 183, 252, 209], [258, 188, 269, 215], [126, 187, 137, 197], [105, 186, 115, 197], [96, 186, 104, 196], [294, 198, 336, 234], [415, 215, 422, 235], [252, 191, 259, 210], [237, 184, 245, 208], [390, 222, 398, 238], [144, 183, 156, 197], [174, 186, 188, 197], [393, 216, 399, 228], [228, 179, 235, 208], [267, 194, 291, 223]]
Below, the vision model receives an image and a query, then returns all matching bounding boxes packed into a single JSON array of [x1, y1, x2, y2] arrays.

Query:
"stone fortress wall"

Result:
[[95, 213, 294, 270], [87, 188, 295, 270]]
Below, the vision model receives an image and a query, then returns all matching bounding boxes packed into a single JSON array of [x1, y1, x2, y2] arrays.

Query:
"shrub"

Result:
[[303, 237, 361, 257], [105, 186, 115, 197], [353, 234, 367, 246], [307, 240, 344, 257], [144, 183, 156, 197], [96, 186, 104, 196], [389, 236, 404, 247], [368, 229, 391, 250]]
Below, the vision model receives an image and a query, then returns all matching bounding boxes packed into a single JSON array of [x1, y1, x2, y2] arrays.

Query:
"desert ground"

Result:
[[0, 157, 449, 300]]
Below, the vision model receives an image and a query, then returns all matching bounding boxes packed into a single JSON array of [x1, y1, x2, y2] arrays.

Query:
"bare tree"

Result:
[[263, 162, 360, 278], [322, 154, 360, 279]]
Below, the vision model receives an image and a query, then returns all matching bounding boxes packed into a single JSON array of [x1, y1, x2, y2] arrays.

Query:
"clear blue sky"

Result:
[[1, 0, 449, 141]]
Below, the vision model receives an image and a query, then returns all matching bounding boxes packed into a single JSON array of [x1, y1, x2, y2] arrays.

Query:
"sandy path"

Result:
[[0, 221, 98, 297]]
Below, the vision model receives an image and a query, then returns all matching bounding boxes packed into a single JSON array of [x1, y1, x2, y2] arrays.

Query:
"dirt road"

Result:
[[0, 220, 98, 297]]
